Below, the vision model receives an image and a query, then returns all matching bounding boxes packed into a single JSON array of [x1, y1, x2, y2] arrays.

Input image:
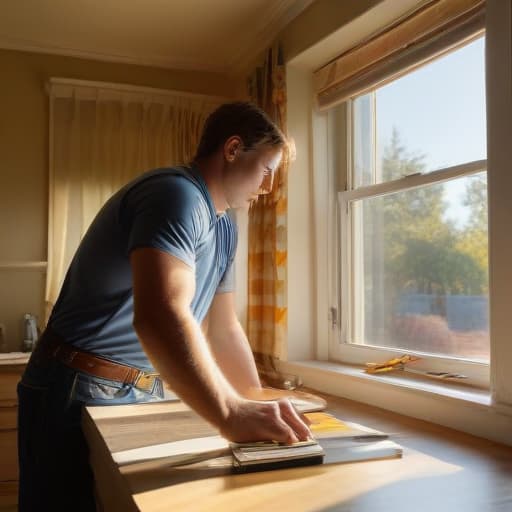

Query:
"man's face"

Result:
[[223, 143, 282, 210]]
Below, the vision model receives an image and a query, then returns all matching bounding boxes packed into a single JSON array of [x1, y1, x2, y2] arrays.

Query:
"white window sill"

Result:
[[278, 360, 512, 447], [287, 360, 491, 405]]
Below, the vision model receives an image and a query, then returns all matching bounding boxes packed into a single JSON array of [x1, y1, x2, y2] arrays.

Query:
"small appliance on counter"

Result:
[[22, 314, 39, 352]]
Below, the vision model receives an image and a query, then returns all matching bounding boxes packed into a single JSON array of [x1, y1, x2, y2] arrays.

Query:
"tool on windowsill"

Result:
[[365, 355, 468, 380], [365, 354, 420, 374], [403, 368, 468, 380]]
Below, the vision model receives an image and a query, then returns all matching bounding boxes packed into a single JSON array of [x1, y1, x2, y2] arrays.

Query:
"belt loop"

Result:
[[153, 377, 163, 398]]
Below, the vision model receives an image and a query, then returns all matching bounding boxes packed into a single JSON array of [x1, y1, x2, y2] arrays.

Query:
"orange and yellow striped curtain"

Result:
[[246, 44, 288, 365]]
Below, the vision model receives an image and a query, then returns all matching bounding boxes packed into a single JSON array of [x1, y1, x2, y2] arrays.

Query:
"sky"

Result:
[[375, 36, 486, 228]]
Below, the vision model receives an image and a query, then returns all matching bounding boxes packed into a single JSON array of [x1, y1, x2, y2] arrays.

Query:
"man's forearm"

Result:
[[208, 320, 262, 397], [134, 308, 241, 428]]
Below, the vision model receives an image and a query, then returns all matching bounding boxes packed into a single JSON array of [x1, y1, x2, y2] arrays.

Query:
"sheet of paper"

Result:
[[112, 435, 230, 467], [320, 439, 403, 464], [306, 412, 388, 439]]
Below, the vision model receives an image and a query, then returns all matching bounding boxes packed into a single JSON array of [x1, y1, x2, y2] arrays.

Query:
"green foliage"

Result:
[[456, 174, 489, 277], [463, 174, 487, 231], [392, 238, 486, 295], [363, 128, 488, 297]]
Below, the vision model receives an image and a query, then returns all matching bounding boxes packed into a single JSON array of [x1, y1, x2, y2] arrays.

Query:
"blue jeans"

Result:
[[17, 342, 163, 512]]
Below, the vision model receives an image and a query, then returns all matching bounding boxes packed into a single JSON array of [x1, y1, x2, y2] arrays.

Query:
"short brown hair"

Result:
[[195, 102, 287, 160]]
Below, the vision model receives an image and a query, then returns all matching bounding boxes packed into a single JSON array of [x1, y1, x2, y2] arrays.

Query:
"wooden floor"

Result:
[[85, 391, 512, 512]]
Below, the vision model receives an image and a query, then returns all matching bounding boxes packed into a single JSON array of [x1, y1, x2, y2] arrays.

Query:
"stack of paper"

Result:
[[231, 440, 325, 473]]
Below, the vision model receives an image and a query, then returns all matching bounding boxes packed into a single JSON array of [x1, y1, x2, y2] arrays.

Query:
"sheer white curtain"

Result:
[[46, 79, 225, 321]]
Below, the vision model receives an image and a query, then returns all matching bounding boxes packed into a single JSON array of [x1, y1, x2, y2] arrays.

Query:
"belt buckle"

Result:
[[134, 371, 159, 393]]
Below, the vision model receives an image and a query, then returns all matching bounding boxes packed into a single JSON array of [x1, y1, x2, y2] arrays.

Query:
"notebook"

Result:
[[231, 440, 325, 473]]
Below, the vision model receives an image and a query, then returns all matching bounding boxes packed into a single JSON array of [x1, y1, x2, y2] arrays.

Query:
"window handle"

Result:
[[330, 307, 338, 329]]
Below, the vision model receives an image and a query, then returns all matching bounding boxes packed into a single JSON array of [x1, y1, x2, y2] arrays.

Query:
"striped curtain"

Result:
[[246, 45, 288, 374]]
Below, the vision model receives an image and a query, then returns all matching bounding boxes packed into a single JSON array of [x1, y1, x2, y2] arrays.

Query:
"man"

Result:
[[17, 102, 311, 511]]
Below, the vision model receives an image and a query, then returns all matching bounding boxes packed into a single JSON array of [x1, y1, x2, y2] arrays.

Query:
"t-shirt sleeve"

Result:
[[216, 211, 238, 294], [124, 176, 204, 268], [216, 258, 235, 293]]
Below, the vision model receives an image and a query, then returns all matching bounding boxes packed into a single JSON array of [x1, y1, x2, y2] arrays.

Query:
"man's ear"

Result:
[[224, 136, 242, 162]]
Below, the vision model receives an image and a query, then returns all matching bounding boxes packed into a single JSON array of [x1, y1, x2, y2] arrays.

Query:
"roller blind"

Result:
[[314, 0, 485, 110]]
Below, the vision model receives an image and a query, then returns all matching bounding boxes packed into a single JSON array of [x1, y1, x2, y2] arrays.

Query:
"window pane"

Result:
[[353, 172, 489, 362], [352, 36, 486, 187]]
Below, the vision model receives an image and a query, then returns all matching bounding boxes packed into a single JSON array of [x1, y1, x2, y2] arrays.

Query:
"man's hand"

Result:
[[221, 398, 312, 444]]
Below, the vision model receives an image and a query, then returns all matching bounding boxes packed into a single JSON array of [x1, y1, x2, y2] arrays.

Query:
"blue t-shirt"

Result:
[[49, 165, 237, 370]]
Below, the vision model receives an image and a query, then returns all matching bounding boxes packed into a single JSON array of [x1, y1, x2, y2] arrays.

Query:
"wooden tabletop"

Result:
[[83, 392, 512, 512]]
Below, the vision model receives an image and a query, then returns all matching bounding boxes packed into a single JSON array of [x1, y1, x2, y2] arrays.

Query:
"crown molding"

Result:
[[0, 34, 229, 73], [228, 0, 316, 77]]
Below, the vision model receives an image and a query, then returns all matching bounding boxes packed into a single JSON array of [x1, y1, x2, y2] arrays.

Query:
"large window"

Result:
[[334, 36, 489, 381]]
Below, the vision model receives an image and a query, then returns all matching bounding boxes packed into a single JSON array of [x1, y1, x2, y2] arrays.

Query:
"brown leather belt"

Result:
[[35, 329, 161, 394]]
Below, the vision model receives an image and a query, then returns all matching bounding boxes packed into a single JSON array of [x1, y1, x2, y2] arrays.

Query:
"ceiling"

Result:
[[0, 0, 314, 75]]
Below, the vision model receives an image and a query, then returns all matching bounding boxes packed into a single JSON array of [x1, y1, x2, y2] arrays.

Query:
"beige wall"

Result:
[[0, 49, 235, 351], [280, 0, 383, 62], [286, 66, 315, 361]]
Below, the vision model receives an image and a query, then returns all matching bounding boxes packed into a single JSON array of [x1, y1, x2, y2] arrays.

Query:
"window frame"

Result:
[[324, 37, 491, 388], [283, 0, 512, 446]]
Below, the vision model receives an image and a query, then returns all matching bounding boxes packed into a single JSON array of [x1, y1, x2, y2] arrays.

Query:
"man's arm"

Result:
[[130, 248, 311, 443], [206, 291, 261, 396], [206, 293, 315, 408]]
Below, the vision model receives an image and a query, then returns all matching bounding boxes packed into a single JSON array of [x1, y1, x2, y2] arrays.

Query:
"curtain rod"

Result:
[[46, 77, 231, 103]]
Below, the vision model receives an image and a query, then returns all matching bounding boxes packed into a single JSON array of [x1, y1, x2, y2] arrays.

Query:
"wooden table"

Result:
[[83, 393, 512, 512]]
